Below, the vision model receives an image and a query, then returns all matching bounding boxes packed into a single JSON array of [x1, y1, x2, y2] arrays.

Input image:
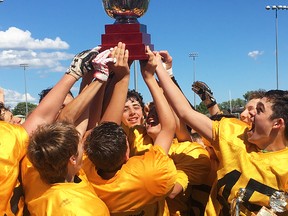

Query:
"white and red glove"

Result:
[[92, 48, 116, 82]]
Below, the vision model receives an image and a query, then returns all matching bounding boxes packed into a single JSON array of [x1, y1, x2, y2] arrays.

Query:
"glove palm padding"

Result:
[[66, 47, 100, 80], [192, 81, 216, 107]]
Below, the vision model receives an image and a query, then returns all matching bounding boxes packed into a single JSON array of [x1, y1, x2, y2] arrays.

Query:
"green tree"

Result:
[[12, 102, 37, 116], [219, 98, 245, 113], [195, 102, 209, 115]]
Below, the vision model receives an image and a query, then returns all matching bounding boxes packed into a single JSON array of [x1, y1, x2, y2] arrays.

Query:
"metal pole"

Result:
[[20, 64, 29, 117], [189, 52, 198, 107], [266, 5, 288, 89], [275, 9, 279, 89]]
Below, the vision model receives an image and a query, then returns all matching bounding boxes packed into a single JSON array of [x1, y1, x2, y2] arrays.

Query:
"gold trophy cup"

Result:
[[101, 0, 154, 60]]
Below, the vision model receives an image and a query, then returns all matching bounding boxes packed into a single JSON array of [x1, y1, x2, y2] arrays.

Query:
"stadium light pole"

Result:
[[20, 64, 29, 117], [189, 52, 198, 107], [265, 5, 288, 90]]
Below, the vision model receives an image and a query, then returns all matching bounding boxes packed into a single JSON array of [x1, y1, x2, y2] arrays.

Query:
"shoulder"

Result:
[[123, 146, 177, 189], [0, 121, 28, 161]]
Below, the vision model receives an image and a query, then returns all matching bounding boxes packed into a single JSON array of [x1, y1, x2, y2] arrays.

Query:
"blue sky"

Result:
[[0, 0, 288, 108]]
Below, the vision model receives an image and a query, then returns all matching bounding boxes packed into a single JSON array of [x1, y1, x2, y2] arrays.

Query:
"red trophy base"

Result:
[[101, 23, 154, 60]]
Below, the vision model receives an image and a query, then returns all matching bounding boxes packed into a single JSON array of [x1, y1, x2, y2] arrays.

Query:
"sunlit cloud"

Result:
[[0, 27, 74, 72], [248, 50, 264, 60], [0, 27, 69, 49], [2, 88, 37, 109]]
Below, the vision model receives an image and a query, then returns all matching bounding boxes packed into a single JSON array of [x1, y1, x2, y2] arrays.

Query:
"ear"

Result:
[[272, 118, 284, 129], [69, 155, 77, 165]]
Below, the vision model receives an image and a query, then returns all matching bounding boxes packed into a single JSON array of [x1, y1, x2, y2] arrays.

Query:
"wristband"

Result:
[[166, 68, 173, 77], [206, 101, 217, 109]]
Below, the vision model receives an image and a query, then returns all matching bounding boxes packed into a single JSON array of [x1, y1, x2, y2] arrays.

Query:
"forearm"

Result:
[[23, 74, 77, 135], [58, 80, 104, 124], [156, 67, 213, 142], [101, 74, 130, 124], [87, 84, 106, 130], [145, 76, 176, 154], [168, 182, 183, 199]]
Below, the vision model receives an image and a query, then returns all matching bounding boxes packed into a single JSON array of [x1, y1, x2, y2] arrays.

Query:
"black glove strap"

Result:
[[206, 101, 217, 109]]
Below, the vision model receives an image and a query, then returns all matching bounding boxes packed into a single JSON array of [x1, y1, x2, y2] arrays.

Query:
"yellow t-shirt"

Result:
[[21, 156, 109, 216], [126, 125, 213, 216], [82, 145, 177, 216], [0, 121, 28, 216], [205, 117, 288, 215], [166, 139, 212, 216], [126, 124, 153, 156]]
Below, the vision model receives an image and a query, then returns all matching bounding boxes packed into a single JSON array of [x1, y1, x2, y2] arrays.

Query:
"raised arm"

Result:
[[155, 55, 213, 142], [58, 48, 114, 137], [140, 47, 176, 154], [192, 81, 222, 116], [159, 50, 192, 142], [100, 42, 130, 125], [23, 47, 100, 135]]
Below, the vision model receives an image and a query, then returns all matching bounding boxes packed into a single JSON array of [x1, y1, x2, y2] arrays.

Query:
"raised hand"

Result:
[[92, 48, 116, 82], [140, 46, 157, 80], [159, 50, 173, 77], [109, 42, 130, 80], [192, 81, 216, 108], [66, 47, 101, 80]]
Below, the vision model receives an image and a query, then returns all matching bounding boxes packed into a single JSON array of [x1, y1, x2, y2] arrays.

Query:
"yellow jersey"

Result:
[[21, 156, 110, 216], [166, 139, 212, 216], [205, 117, 288, 215], [0, 121, 28, 216], [83, 145, 177, 216]]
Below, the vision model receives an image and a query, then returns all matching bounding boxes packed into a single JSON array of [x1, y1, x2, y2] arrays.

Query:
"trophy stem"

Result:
[[114, 15, 139, 24]]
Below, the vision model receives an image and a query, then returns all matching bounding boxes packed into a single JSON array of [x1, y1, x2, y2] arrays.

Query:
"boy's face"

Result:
[[122, 98, 144, 128], [240, 98, 261, 126], [247, 97, 277, 149], [145, 106, 161, 138], [1, 109, 22, 124]]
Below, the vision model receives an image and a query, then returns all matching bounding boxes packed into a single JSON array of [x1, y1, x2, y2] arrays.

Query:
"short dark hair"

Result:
[[248, 90, 266, 101], [127, 89, 145, 115], [27, 122, 79, 184], [210, 113, 237, 121], [38, 87, 74, 103], [84, 122, 127, 173], [265, 90, 288, 139]]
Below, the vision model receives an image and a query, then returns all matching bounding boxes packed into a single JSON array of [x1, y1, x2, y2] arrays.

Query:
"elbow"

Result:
[[168, 192, 177, 199]]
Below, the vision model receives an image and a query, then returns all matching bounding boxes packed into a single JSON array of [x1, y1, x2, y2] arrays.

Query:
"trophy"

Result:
[[231, 188, 246, 216], [101, 0, 154, 60], [257, 191, 288, 216]]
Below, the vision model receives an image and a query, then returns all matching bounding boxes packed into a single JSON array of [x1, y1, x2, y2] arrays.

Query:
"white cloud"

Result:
[[0, 27, 74, 71], [0, 49, 74, 68], [248, 50, 264, 59], [0, 27, 69, 49], [2, 88, 37, 109]]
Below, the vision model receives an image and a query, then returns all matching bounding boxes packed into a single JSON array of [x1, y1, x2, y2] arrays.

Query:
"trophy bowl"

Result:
[[102, 0, 150, 23]]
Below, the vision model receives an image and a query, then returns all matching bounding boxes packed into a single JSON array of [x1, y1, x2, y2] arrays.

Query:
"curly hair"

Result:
[[126, 89, 145, 116]]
